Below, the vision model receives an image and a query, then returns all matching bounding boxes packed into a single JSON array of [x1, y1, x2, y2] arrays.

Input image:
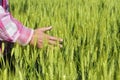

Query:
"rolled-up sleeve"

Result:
[[0, 6, 34, 45]]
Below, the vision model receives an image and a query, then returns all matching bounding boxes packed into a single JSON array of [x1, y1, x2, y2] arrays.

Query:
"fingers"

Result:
[[34, 26, 63, 48], [40, 26, 52, 32], [48, 36, 63, 43], [46, 35, 63, 48], [37, 39, 63, 48], [48, 40, 63, 48]]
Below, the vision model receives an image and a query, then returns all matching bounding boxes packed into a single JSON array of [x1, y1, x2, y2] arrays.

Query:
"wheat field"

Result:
[[0, 0, 120, 80]]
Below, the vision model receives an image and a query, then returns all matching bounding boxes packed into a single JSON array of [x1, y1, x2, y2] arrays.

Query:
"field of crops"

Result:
[[0, 0, 120, 80]]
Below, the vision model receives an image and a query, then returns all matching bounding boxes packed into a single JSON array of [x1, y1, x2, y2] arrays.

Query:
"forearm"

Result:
[[0, 5, 33, 45]]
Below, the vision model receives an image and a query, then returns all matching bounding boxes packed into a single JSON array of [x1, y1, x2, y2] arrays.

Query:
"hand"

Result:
[[30, 26, 63, 48]]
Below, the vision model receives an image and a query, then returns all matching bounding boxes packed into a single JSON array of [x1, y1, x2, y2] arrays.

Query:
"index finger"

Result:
[[40, 26, 52, 32]]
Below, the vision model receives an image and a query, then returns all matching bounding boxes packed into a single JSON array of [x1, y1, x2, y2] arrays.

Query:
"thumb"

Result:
[[40, 26, 52, 32]]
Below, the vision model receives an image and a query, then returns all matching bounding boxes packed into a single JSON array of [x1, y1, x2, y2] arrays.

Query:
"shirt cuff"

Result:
[[17, 26, 34, 46]]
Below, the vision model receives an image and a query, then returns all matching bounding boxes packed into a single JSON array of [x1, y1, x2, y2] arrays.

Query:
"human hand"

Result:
[[30, 26, 63, 48]]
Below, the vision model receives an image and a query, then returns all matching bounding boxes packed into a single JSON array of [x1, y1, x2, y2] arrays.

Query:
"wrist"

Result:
[[17, 27, 34, 46]]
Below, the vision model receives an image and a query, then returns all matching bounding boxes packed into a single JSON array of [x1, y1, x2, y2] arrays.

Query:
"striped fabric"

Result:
[[0, 0, 34, 52], [0, 0, 2, 6]]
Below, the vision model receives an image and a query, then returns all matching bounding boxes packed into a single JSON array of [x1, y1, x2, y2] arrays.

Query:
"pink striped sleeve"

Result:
[[0, 5, 34, 45]]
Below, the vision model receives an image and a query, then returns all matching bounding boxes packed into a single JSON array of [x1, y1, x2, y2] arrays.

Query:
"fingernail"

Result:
[[60, 44, 63, 48], [60, 39, 63, 42], [49, 26, 52, 28]]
